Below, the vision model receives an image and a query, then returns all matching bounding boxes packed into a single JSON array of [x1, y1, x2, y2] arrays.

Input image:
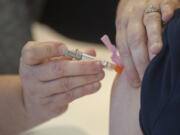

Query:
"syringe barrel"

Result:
[[82, 53, 113, 69]]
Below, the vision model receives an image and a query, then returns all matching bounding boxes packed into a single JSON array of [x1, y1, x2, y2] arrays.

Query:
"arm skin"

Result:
[[0, 75, 29, 135], [110, 71, 143, 135]]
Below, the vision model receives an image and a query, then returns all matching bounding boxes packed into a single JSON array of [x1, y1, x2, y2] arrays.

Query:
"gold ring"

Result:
[[145, 5, 161, 14]]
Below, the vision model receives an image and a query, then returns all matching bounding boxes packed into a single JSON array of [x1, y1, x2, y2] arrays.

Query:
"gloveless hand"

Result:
[[116, 0, 180, 87], [20, 41, 104, 126]]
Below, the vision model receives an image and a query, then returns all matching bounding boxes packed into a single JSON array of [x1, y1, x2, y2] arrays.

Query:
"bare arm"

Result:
[[0, 75, 28, 135], [110, 71, 143, 135]]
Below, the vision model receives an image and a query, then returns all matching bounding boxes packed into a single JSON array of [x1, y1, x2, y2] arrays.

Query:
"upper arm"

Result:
[[110, 72, 143, 135]]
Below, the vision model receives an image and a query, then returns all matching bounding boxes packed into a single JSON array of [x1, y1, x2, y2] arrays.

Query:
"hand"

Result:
[[116, 0, 180, 87], [19, 41, 104, 126]]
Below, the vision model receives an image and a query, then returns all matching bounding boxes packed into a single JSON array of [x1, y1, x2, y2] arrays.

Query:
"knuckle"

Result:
[[120, 17, 128, 28], [116, 15, 128, 29], [64, 91, 74, 102], [62, 79, 71, 91], [131, 5, 140, 14], [80, 61, 97, 73], [80, 62, 90, 71], [52, 61, 65, 77], [128, 2, 145, 16], [161, 1, 171, 7]]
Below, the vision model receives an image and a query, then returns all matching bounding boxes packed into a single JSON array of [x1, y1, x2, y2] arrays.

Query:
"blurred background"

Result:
[[40, 0, 118, 43]]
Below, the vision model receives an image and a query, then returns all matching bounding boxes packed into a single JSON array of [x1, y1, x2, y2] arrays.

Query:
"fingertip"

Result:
[[161, 4, 174, 22], [162, 13, 174, 22], [84, 82, 101, 95], [130, 78, 141, 88], [93, 82, 101, 89], [150, 43, 163, 54]]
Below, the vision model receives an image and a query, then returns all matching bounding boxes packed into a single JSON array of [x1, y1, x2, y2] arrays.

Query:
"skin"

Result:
[[116, 0, 180, 87], [110, 1, 180, 134], [110, 71, 142, 135], [0, 41, 104, 135]]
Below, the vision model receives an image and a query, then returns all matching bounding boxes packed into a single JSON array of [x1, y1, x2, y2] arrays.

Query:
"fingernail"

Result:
[[93, 82, 100, 89], [58, 45, 67, 55]]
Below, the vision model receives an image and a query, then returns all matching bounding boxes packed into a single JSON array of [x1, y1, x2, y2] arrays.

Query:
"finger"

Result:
[[47, 82, 101, 106], [161, 1, 175, 22], [127, 20, 149, 80], [41, 71, 104, 96], [116, 27, 141, 87], [48, 105, 68, 117], [33, 60, 103, 81], [42, 56, 72, 64], [84, 49, 96, 57], [22, 41, 67, 65], [144, 7, 163, 58]]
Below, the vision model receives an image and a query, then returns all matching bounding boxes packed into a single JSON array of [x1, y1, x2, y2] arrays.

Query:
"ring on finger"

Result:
[[145, 5, 161, 14]]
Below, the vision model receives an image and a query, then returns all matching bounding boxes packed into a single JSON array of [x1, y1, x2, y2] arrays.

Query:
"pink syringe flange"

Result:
[[101, 34, 123, 67]]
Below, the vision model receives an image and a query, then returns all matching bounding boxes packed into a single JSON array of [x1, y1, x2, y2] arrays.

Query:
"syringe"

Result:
[[64, 49, 123, 75]]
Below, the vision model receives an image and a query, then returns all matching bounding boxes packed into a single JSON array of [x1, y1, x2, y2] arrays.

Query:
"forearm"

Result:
[[0, 75, 28, 135], [110, 72, 143, 135]]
